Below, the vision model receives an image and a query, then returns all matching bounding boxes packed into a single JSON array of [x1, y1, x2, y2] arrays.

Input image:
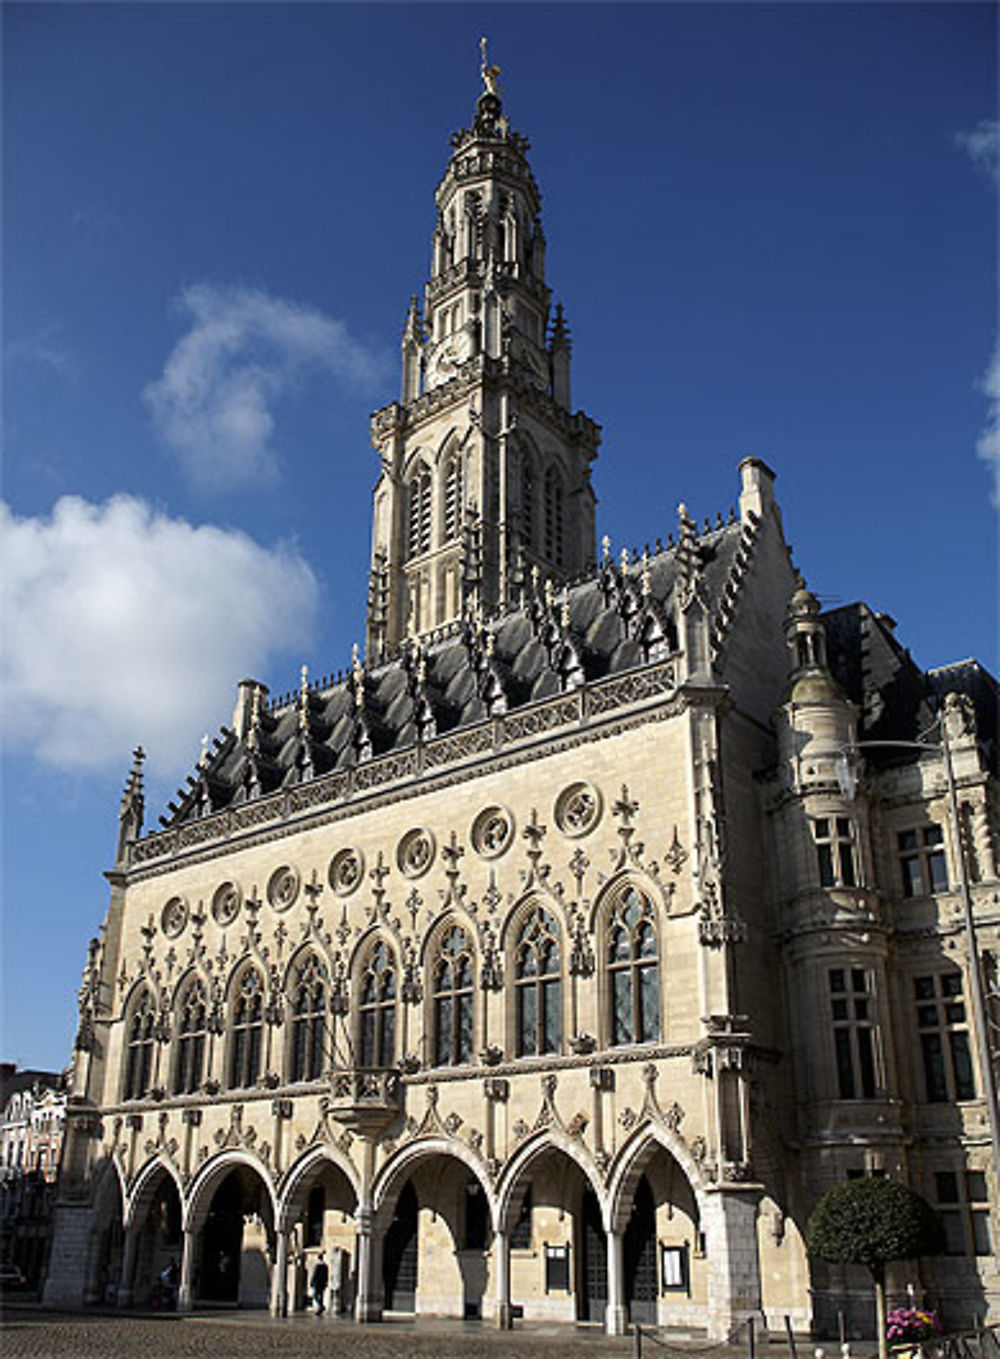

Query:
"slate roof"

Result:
[[823, 603, 998, 772], [160, 512, 753, 829]]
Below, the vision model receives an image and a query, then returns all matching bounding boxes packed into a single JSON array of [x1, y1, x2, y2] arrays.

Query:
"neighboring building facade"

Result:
[[44, 63, 998, 1337], [1, 1065, 67, 1286]]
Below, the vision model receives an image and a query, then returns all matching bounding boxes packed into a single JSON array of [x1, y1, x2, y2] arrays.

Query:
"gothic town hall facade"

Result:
[[45, 69, 999, 1337]]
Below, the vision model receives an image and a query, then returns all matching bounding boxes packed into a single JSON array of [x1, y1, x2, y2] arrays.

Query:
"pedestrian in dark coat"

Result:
[[310, 1253, 329, 1315]]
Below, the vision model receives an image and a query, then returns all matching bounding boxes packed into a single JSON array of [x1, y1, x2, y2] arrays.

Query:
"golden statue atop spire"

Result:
[[480, 36, 501, 96]]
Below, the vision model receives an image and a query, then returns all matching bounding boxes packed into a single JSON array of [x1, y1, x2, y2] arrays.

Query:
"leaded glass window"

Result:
[[544, 467, 564, 563], [291, 954, 327, 1083], [123, 988, 155, 1100], [174, 980, 207, 1095], [229, 968, 264, 1089], [432, 925, 474, 1066], [515, 906, 562, 1056], [359, 940, 397, 1067], [607, 885, 660, 1046]]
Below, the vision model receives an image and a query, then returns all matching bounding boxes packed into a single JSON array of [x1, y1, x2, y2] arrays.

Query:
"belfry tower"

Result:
[[366, 43, 601, 662]]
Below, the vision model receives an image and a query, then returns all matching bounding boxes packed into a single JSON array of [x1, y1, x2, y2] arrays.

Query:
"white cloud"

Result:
[[0, 495, 319, 775], [955, 119, 1000, 185], [976, 348, 1000, 507], [144, 284, 383, 492]]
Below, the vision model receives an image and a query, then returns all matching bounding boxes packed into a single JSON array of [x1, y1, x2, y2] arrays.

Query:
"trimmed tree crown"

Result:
[[805, 1176, 944, 1275]]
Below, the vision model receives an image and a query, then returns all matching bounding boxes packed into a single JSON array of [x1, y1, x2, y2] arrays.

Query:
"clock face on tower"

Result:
[[426, 328, 474, 389]]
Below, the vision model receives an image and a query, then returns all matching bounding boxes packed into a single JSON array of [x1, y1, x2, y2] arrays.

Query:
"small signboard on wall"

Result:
[[544, 1243, 570, 1292], [661, 1243, 689, 1292]]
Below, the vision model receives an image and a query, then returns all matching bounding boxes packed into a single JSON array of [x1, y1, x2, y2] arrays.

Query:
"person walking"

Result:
[[310, 1252, 329, 1316]]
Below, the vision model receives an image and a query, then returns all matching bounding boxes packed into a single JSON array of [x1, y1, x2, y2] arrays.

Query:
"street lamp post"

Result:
[[836, 717, 1000, 1260]]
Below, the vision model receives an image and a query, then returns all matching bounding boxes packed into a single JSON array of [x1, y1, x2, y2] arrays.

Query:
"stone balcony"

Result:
[[324, 1068, 402, 1135]]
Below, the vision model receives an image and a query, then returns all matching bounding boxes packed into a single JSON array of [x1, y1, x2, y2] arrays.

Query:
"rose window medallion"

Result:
[[398, 828, 435, 879], [161, 895, 189, 938], [329, 848, 364, 897], [212, 881, 242, 926], [472, 805, 515, 859], [267, 865, 300, 912], [555, 782, 602, 838]]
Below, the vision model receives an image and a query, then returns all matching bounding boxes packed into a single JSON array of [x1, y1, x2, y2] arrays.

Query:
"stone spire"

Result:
[[116, 746, 145, 863], [365, 44, 601, 660]]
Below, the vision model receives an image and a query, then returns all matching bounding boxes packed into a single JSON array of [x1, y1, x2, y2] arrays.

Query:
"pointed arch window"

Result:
[[123, 988, 155, 1101], [229, 967, 264, 1089], [521, 458, 535, 548], [607, 885, 661, 1046], [407, 465, 432, 559], [290, 954, 327, 1083], [359, 939, 397, 1067], [173, 980, 207, 1095], [514, 905, 562, 1056], [443, 455, 463, 542], [432, 925, 475, 1066], [544, 467, 564, 564]]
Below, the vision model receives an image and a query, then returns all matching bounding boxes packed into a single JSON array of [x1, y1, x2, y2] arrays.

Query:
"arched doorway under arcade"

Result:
[[82, 1159, 125, 1306], [120, 1160, 183, 1308], [609, 1133, 706, 1331], [275, 1150, 358, 1316], [373, 1144, 495, 1321], [498, 1138, 606, 1327], [185, 1157, 276, 1309]]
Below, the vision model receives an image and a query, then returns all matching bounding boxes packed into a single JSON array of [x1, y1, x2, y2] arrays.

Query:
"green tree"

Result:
[[805, 1177, 944, 1359]]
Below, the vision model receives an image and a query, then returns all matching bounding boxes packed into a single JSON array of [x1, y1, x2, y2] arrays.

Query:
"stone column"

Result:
[[177, 1227, 196, 1312], [354, 1205, 383, 1323], [116, 1224, 140, 1308], [703, 1187, 764, 1341], [269, 1228, 290, 1317], [494, 1226, 512, 1329], [605, 1228, 626, 1336]]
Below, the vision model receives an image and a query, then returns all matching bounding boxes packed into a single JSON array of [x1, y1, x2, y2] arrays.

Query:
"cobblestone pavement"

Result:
[[0, 1305, 733, 1359]]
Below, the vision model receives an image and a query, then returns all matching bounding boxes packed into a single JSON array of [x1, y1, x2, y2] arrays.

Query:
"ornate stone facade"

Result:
[[44, 57, 998, 1338]]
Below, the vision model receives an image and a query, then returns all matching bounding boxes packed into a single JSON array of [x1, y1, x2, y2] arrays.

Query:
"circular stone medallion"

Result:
[[267, 865, 300, 912], [211, 880, 242, 926], [471, 805, 515, 859], [329, 847, 364, 897], [397, 828, 435, 879], [161, 895, 189, 938], [554, 781, 602, 838]]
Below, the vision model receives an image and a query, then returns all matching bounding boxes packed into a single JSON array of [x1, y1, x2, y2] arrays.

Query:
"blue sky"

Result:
[[2, 2, 996, 1072]]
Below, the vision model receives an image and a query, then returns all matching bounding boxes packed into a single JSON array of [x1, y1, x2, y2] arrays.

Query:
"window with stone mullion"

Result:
[[515, 907, 562, 1057], [229, 969, 264, 1089], [359, 941, 397, 1068], [291, 956, 327, 1083], [124, 990, 156, 1100], [174, 982, 207, 1095], [607, 887, 661, 1047], [433, 926, 474, 1066]]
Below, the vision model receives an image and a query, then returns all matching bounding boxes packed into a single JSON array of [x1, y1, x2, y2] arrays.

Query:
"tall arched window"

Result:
[[290, 954, 327, 1083], [521, 458, 535, 548], [407, 465, 431, 559], [123, 988, 155, 1100], [607, 885, 661, 1047], [229, 968, 264, 1089], [359, 939, 396, 1067], [514, 906, 562, 1056], [544, 467, 564, 564], [443, 455, 463, 542], [173, 980, 207, 1095], [432, 926, 475, 1066]]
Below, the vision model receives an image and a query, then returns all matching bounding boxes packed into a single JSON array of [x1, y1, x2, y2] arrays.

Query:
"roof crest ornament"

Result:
[[480, 36, 501, 97]]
